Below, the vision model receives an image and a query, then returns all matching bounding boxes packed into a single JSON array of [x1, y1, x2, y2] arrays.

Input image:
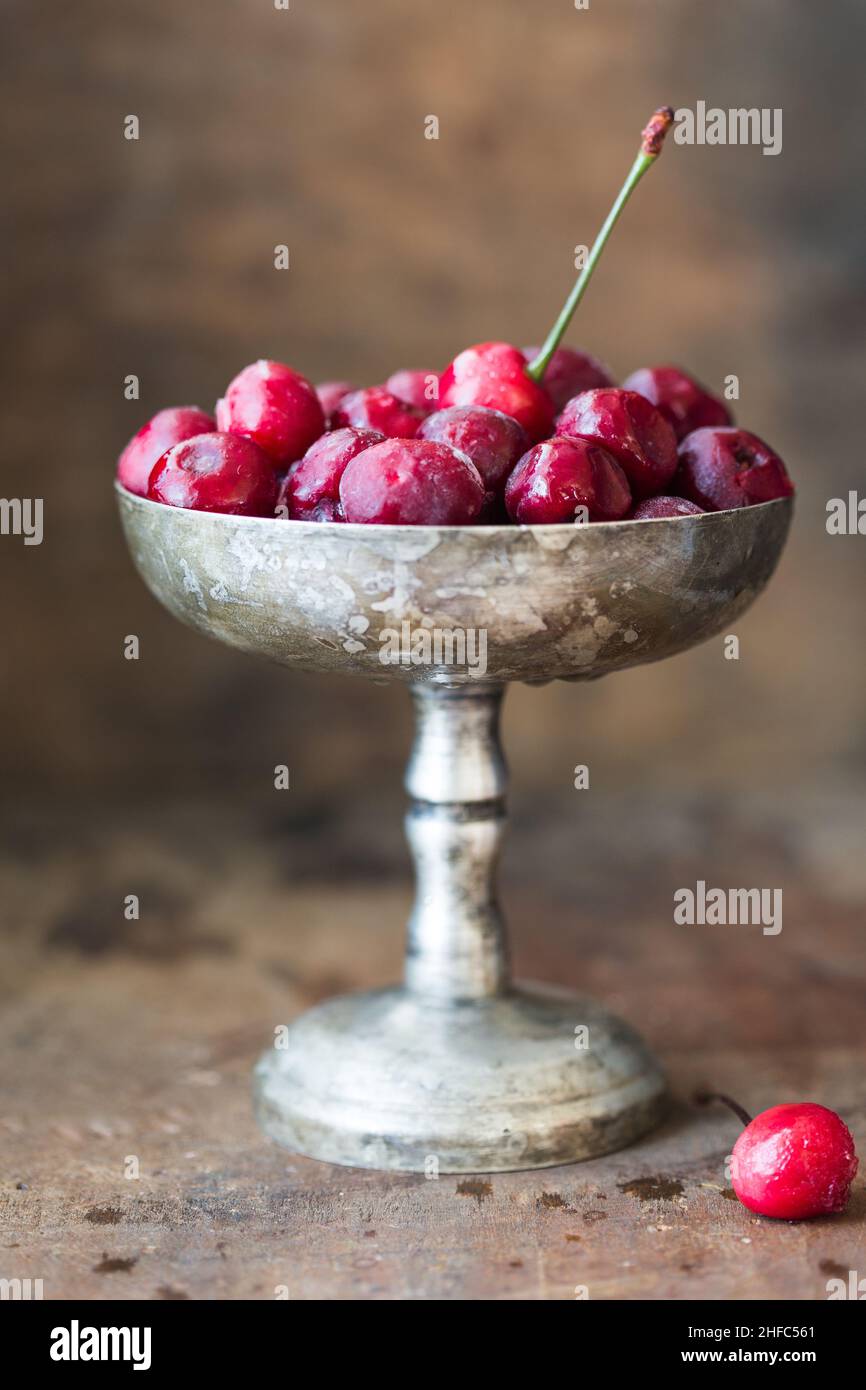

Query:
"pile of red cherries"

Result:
[[117, 346, 794, 526], [118, 107, 794, 528]]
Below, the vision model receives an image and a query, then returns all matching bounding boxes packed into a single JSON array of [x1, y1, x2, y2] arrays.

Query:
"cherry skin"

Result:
[[522, 345, 613, 412], [279, 426, 384, 522], [439, 342, 556, 444], [623, 365, 732, 441], [676, 427, 794, 511], [419, 406, 528, 520], [385, 368, 440, 413], [147, 432, 279, 516], [215, 359, 324, 467], [117, 406, 215, 497], [339, 438, 484, 526], [505, 437, 631, 525], [557, 387, 678, 498], [333, 385, 425, 439], [631, 495, 705, 519], [316, 381, 356, 428], [732, 1103, 858, 1220]]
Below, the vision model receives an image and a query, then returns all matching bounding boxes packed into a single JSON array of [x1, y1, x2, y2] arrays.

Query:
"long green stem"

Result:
[[527, 107, 674, 383]]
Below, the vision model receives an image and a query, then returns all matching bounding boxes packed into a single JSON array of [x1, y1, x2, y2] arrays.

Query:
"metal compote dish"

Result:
[[117, 105, 794, 1170], [117, 489, 792, 1170]]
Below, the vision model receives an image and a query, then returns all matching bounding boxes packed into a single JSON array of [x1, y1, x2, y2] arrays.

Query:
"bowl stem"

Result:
[[404, 684, 510, 1001]]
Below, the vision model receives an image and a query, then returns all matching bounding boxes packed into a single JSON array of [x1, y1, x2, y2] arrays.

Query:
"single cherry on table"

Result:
[[699, 1093, 859, 1220]]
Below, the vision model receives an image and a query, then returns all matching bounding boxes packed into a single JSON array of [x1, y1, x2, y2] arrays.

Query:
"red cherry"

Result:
[[623, 365, 732, 441], [557, 387, 678, 498], [117, 406, 215, 497], [732, 1103, 859, 1220], [418, 406, 528, 520], [385, 369, 440, 413], [316, 380, 356, 428], [505, 437, 631, 525], [439, 342, 556, 444], [339, 438, 484, 525], [333, 386, 425, 439], [522, 346, 613, 412], [676, 427, 794, 511], [631, 495, 705, 520], [215, 359, 324, 467], [147, 432, 279, 516], [280, 426, 384, 522]]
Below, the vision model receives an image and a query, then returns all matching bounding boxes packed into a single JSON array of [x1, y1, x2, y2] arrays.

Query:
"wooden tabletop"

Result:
[[2, 791, 864, 1301]]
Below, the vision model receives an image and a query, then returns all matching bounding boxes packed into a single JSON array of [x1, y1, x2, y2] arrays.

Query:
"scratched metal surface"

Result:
[[1, 791, 863, 1301], [117, 487, 792, 686]]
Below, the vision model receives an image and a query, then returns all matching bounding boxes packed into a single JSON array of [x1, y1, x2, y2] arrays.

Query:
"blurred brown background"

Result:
[[2, 0, 865, 811], [2, 0, 866, 1302]]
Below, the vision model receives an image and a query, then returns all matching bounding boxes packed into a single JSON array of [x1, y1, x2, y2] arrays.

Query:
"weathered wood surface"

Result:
[[1, 794, 864, 1301]]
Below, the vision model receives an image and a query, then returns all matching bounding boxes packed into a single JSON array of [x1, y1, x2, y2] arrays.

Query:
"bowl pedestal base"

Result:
[[254, 982, 666, 1173], [253, 684, 667, 1172]]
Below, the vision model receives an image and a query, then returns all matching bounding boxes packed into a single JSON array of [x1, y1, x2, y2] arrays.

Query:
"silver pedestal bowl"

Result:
[[117, 484, 792, 1172]]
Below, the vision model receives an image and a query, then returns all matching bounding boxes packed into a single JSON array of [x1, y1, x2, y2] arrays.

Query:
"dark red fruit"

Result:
[[385, 369, 439, 413], [522, 345, 613, 412], [676, 427, 794, 511], [147, 432, 279, 516], [339, 438, 484, 526], [333, 386, 425, 439], [438, 342, 556, 444], [419, 406, 528, 520], [216, 359, 324, 467], [117, 406, 216, 497], [623, 365, 732, 441], [557, 387, 678, 498], [732, 1103, 858, 1220], [316, 381, 355, 428], [280, 426, 384, 522], [631, 495, 705, 519], [505, 437, 631, 525]]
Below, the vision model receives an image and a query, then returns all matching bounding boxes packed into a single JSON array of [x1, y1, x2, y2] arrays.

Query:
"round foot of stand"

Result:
[[254, 984, 667, 1172]]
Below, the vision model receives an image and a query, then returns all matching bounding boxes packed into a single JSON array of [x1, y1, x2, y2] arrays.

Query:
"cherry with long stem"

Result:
[[526, 106, 674, 384]]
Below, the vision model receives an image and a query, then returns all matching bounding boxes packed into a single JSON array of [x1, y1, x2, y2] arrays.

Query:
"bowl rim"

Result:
[[114, 479, 793, 537]]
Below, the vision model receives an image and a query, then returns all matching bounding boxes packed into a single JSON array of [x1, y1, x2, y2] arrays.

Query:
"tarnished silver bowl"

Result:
[[118, 484, 792, 1171]]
